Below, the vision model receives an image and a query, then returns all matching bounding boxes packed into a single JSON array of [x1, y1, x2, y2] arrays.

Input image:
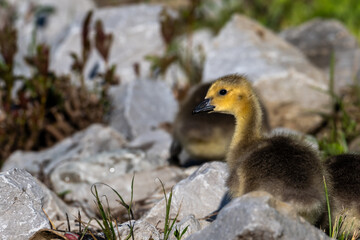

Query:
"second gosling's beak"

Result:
[[192, 98, 215, 114]]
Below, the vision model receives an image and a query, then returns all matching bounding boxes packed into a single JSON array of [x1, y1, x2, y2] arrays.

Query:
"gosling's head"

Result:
[[193, 74, 256, 116]]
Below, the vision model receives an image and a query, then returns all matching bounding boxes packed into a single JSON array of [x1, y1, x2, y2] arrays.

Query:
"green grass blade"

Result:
[[94, 182, 135, 220], [323, 176, 332, 235], [91, 184, 116, 240], [79, 219, 93, 240], [179, 225, 189, 239]]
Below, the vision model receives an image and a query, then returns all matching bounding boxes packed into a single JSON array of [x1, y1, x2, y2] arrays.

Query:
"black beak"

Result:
[[192, 98, 215, 115]]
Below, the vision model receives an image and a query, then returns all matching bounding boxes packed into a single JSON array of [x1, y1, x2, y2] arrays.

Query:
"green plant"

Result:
[[157, 179, 188, 240], [208, 0, 360, 40], [174, 225, 189, 240], [323, 176, 358, 240], [0, 6, 118, 167], [323, 176, 332, 234], [147, 1, 207, 101], [92, 185, 117, 240], [71, 10, 119, 108], [315, 54, 359, 158], [90, 176, 135, 240]]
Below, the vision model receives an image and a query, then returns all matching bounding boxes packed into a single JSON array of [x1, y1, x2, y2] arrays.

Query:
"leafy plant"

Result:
[[147, 1, 207, 101], [0, 6, 119, 167], [71, 10, 119, 106]]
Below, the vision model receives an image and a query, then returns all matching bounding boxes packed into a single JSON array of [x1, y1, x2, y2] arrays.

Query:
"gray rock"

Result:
[[52, 163, 187, 217], [108, 78, 178, 140], [143, 162, 228, 227], [2, 124, 127, 178], [117, 220, 160, 240], [49, 149, 150, 203], [169, 214, 202, 240], [8, 0, 95, 77], [185, 191, 331, 240], [51, 4, 165, 85], [281, 18, 360, 92], [1, 168, 88, 234], [127, 129, 173, 166], [349, 136, 360, 152], [38, 179, 90, 231], [0, 168, 49, 240], [203, 14, 329, 132]]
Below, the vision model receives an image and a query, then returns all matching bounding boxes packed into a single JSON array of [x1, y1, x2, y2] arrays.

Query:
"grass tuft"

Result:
[[157, 178, 188, 240], [90, 175, 136, 240], [314, 53, 359, 158]]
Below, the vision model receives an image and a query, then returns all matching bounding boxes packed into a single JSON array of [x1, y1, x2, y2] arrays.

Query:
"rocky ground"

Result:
[[1, 0, 360, 239]]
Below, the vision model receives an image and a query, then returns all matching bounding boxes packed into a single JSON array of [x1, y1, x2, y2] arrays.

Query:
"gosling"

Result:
[[324, 153, 360, 235], [170, 81, 270, 166], [193, 74, 327, 224]]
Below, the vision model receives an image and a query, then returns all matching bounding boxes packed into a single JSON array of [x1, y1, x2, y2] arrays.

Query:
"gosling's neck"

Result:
[[227, 97, 263, 168]]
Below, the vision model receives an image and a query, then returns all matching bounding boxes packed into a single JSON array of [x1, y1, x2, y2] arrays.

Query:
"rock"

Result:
[[1, 168, 88, 234], [127, 129, 172, 166], [202, 14, 329, 132], [108, 78, 177, 140], [51, 4, 165, 85], [349, 136, 360, 152], [2, 124, 126, 178], [280, 19, 360, 92], [0, 168, 49, 240], [143, 162, 228, 227], [117, 220, 160, 240], [38, 179, 90, 231], [185, 191, 331, 240], [49, 149, 150, 203], [51, 163, 187, 217], [169, 214, 202, 240], [0, 106, 5, 122], [8, 0, 95, 77]]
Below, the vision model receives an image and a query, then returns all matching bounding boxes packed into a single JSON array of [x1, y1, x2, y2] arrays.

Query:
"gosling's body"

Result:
[[170, 81, 270, 165], [324, 153, 360, 234], [193, 74, 326, 224]]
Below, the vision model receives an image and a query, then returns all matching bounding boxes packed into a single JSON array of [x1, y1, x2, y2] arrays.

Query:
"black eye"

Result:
[[219, 89, 227, 95]]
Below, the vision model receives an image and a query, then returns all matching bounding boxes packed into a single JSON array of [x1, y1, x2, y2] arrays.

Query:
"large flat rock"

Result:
[[0, 168, 49, 240], [185, 191, 331, 240], [51, 160, 187, 216], [2, 124, 127, 178]]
